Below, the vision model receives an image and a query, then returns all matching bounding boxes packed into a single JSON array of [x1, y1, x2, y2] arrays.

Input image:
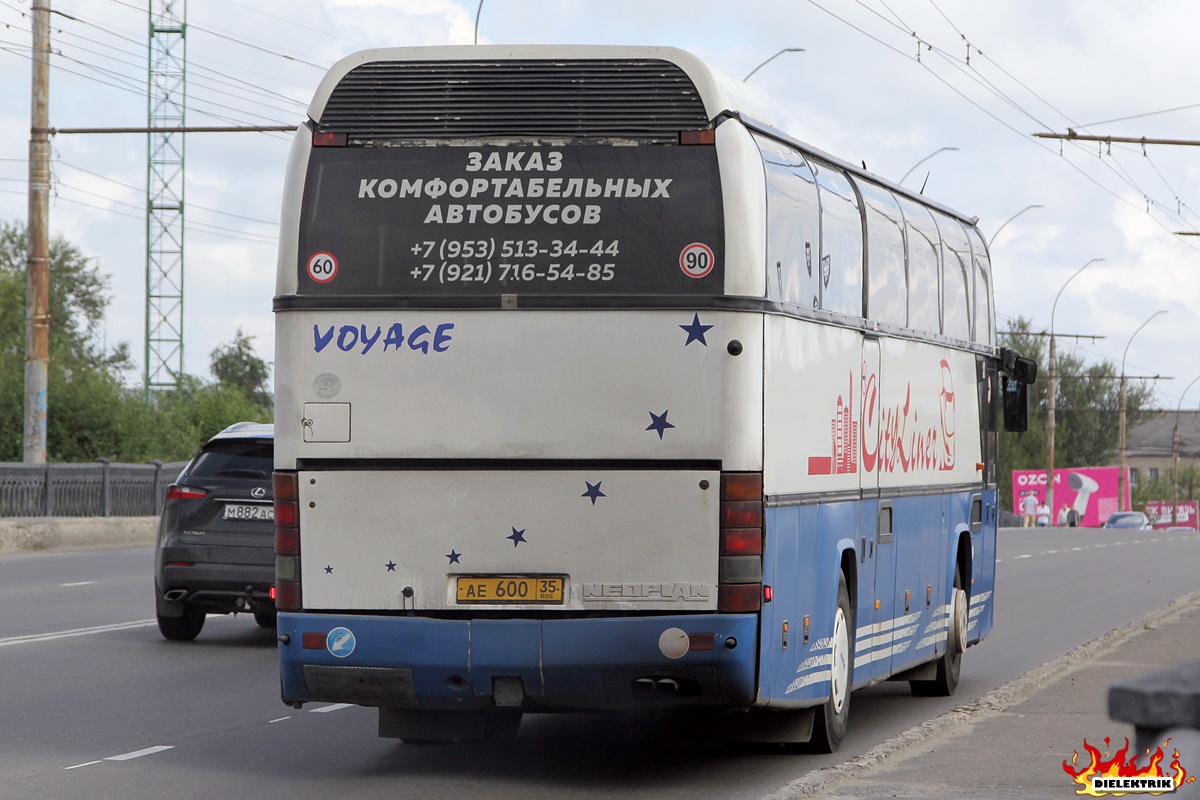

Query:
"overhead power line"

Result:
[[1035, 131, 1200, 148], [40, 124, 295, 134]]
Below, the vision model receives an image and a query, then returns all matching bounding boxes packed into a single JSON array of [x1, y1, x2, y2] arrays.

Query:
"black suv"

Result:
[[154, 422, 275, 641]]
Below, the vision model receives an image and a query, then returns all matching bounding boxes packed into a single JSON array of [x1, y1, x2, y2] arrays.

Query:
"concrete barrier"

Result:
[[0, 516, 158, 556]]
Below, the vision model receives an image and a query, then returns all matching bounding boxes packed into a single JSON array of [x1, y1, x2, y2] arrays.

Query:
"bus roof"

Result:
[[302, 44, 982, 233], [306, 45, 779, 129]]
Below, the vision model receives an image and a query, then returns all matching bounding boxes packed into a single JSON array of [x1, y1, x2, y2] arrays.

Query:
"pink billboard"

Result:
[[1011, 467, 1130, 527], [1143, 501, 1199, 530]]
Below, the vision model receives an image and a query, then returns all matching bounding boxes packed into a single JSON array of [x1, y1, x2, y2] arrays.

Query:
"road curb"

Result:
[[764, 590, 1200, 799], [0, 517, 157, 556]]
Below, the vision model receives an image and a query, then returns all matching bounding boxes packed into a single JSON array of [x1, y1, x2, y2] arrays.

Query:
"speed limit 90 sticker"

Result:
[[679, 242, 714, 279], [307, 252, 338, 284]]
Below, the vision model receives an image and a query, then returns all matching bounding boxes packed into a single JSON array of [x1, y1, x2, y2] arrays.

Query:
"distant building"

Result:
[[1125, 409, 1200, 485]]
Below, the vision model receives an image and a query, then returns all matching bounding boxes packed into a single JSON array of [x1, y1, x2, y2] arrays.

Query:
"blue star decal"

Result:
[[582, 480, 606, 505], [679, 313, 713, 346], [646, 410, 675, 440], [385, 560, 396, 572], [324, 565, 333, 574], [507, 527, 526, 547], [446, 550, 461, 564]]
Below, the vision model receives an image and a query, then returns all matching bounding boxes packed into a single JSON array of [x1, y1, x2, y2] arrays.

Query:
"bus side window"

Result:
[[938, 213, 972, 341], [966, 227, 994, 346], [810, 160, 864, 317], [755, 135, 821, 308], [899, 199, 942, 336], [858, 181, 907, 327]]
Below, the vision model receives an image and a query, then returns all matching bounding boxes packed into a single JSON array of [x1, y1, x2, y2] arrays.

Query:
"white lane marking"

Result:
[[308, 703, 353, 714], [1014, 554, 1032, 559], [0, 620, 156, 647], [106, 745, 174, 761], [64, 761, 102, 770], [60, 581, 97, 587], [269, 716, 292, 723], [0, 613, 242, 648]]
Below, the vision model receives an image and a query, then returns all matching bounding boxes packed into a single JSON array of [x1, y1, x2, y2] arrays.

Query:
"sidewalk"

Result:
[[772, 592, 1200, 799]]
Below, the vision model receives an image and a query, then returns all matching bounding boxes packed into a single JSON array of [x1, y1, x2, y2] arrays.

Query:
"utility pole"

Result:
[[25, 1, 51, 463], [145, 0, 187, 398]]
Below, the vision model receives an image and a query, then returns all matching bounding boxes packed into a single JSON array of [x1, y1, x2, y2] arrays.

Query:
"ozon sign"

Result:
[[1011, 467, 1128, 527], [1015, 472, 1053, 486]]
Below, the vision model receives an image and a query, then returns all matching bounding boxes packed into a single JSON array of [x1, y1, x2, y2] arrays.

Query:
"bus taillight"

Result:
[[273, 471, 301, 611], [679, 129, 716, 145], [312, 131, 348, 147], [718, 472, 764, 613]]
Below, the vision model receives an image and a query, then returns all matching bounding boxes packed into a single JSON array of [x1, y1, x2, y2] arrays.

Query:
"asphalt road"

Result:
[[2, 526, 1197, 800]]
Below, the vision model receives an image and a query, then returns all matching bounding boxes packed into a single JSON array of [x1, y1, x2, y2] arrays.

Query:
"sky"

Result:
[[1, 0, 1199, 408]]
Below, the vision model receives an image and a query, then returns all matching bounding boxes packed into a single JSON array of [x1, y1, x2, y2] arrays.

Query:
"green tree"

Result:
[[998, 316, 1155, 510], [0, 220, 134, 461], [209, 327, 271, 410], [0, 220, 271, 463]]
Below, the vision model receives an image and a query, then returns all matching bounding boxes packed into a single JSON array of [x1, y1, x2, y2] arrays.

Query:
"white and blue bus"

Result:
[[272, 45, 1034, 751]]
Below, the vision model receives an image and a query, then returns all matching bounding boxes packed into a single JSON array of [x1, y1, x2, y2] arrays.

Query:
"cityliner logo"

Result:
[[807, 359, 957, 476], [1063, 737, 1192, 796]]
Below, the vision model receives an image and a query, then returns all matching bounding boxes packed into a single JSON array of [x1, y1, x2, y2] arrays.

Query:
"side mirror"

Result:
[[1000, 348, 1038, 384], [1002, 375, 1030, 432]]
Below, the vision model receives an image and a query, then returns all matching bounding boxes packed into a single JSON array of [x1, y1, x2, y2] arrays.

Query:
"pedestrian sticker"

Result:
[[679, 243, 714, 279], [326, 626, 356, 658], [307, 252, 338, 284]]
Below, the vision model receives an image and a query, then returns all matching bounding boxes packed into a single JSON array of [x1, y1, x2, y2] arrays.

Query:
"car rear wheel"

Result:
[[157, 604, 206, 641], [253, 610, 277, 629]]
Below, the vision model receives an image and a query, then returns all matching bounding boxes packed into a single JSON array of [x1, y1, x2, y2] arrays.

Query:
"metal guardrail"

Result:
[[0, 460, 189, 517], [998, 508, 1021, 528]]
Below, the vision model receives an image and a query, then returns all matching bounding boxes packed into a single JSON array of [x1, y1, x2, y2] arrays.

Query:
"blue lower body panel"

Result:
[[279, 613, 759, 712]]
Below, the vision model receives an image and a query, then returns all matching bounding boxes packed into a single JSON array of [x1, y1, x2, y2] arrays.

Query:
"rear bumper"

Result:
[[156, 544, 274, 614], [279, 612, 759, 712]]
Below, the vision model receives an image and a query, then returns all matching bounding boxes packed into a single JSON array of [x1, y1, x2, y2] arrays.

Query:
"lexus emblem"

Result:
[[251, 487, 266, 499]]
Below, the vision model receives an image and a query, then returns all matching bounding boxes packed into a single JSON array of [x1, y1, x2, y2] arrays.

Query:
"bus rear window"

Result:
[[297, 145, 723, 298]]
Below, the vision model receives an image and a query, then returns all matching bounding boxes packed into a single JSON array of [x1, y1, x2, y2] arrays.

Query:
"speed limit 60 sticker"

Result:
[[307, 252, 338, 284], [679, 243, 714, 279]]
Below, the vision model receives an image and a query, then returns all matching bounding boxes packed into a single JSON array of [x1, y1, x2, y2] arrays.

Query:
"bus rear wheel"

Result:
[[911, 566, 965, 697], [809, 571, 853, 753]]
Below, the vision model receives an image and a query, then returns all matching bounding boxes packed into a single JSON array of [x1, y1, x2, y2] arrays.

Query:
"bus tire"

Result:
[[809, 571, 853, 753], [910, 564, 965, 697]]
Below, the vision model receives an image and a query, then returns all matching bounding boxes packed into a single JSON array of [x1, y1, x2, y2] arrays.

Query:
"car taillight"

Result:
[[273, 471, 301, 611], [165, 484, 207, 501], [718, 472, 763, 613]]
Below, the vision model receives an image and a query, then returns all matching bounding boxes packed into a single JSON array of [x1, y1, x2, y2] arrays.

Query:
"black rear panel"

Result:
[[317, 59, 710, 141]]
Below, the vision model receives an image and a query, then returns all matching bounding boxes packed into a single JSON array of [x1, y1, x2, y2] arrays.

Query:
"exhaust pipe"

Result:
[[632, 677, 682, 698], [163, 589, 187, 601]]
